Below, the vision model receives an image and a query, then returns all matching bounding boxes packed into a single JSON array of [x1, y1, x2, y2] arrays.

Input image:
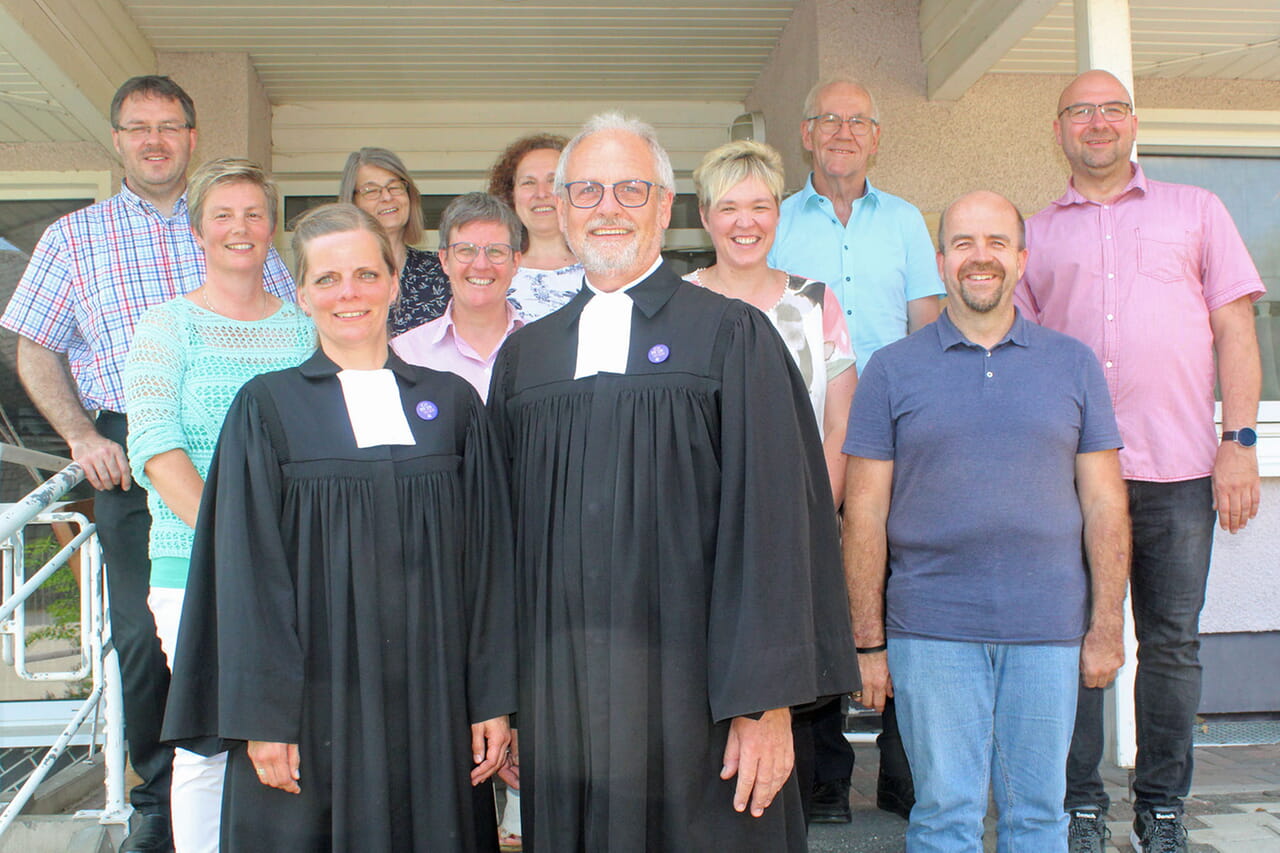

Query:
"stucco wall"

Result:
[[1202, 482, 1280, 633], [0, 142, 120, 183], [157, 52, 273, 170], [742, 0, 818, 183]]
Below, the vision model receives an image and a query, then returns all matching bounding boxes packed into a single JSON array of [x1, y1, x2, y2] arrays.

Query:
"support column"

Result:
[[1075, 0, 1139, 768]]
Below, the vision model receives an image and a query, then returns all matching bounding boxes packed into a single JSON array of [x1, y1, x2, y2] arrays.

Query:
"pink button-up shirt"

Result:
[[390, 301, 523, 402], [1016, 165, 1264, 482]]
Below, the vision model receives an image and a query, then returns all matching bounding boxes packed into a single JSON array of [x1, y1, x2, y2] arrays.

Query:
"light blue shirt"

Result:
[[769, 175, 944, 373]]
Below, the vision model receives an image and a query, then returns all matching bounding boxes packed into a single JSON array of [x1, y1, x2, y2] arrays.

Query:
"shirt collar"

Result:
[[800, 173, 882, 209], [934, 307, 1031, 351], [118, 179, 190, 219], [1055, 162, 1147, 208], [433, 300, 524, 348], [299, 347, 419, 382], [576, 256, 678, 320]]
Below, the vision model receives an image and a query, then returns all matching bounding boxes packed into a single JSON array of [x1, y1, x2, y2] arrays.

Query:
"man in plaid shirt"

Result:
[[2, 75, 293, 852]]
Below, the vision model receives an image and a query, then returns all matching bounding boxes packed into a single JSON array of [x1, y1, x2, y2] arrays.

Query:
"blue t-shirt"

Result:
[[843, 309, 1122, 644], [768, 176, 944, 374]]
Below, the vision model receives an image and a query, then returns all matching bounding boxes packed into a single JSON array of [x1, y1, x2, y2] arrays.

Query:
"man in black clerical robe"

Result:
[[487, 113, 858, 853]]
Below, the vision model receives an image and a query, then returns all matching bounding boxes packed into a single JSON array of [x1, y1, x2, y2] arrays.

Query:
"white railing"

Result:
[[0, 443, 130, 836]]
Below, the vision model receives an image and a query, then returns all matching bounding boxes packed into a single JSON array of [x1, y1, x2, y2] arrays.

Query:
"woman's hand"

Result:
[[470, 716, 512, 786], [248, 740, 301, 794]]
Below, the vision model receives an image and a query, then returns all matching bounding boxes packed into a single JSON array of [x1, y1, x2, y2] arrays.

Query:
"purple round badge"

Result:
[[647, 344, 670, 364], [415, 400, 439, 421]]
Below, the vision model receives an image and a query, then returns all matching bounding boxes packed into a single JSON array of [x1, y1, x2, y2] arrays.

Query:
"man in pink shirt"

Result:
[[1016, 70, 1265, 853]]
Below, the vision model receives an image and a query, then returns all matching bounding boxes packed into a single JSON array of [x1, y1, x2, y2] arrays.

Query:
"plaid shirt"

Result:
[[1, 181, 296, 412]]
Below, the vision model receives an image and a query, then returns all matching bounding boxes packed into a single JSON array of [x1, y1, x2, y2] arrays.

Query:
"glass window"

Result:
[[1140, 155, 1280, 401]]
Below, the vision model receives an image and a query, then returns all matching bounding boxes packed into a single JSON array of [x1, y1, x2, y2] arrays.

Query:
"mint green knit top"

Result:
[[124, 296, 316, 583]]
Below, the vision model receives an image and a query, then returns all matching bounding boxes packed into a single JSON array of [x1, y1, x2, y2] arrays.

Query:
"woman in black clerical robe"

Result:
[[162, 203, 515, 853]]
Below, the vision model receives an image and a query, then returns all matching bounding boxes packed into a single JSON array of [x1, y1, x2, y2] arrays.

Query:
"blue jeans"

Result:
[[890, 638, 1079, 853], [1065, 477, 1214, 814]]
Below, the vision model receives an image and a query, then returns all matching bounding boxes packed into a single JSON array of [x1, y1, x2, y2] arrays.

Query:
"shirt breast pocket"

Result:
[[1135, 227, 1193, 284]]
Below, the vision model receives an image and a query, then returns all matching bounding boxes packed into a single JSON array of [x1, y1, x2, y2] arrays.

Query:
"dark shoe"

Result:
[[119, 813, 174, 853], [875, 768, 914, 820], [1130, 808, 1188, 853], [1068, 807, 1110, 853], [809, 779, 852, 823]]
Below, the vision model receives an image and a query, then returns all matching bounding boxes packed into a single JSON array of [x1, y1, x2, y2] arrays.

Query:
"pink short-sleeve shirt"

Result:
[[1015, 165, 1265, 481]]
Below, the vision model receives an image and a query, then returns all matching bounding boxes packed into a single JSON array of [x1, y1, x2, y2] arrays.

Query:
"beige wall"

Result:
[[0, 141, 119, 182], [746, 0, 1280, 223], [157, 51, 274, 170]]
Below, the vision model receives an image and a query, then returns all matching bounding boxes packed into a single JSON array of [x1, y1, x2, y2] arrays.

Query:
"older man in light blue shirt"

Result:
[[769, 74, 942, 828], [768, 76, 943, 374]]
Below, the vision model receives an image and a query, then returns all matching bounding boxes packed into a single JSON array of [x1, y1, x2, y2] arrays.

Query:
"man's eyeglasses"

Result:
[[564, 180, 659, 209], [444, 242, 515, 264], [114, 123, 191, 138], [356, 180, 409, 201], [805, 114, 878, 136], [1057, 102, 1133, 124]]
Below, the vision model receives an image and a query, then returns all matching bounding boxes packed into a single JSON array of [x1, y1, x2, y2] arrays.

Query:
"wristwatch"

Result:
[[1222, 427, 1258, 448]]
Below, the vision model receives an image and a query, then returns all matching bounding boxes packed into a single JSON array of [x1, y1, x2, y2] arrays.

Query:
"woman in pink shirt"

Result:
[[390, 192, 525, 403]]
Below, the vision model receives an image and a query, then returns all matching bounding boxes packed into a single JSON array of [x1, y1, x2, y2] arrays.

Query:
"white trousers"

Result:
[[149, 587, 226, 853]]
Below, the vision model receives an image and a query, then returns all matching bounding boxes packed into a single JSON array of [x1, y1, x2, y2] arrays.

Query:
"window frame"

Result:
[[1137, 110, 1280, 475]]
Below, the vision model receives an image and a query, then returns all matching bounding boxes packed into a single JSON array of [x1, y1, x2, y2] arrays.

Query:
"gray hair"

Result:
[[187, 158, 278, 234], [803, 75, 880, 123], [437, 192, 527, 253], [289, 202, 396, 287], [554, 111, 676, 195], [337, 147, 425, 245]]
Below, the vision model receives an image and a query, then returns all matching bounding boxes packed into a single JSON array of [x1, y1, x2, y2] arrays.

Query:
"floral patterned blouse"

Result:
[[388, 246, 451, 336]]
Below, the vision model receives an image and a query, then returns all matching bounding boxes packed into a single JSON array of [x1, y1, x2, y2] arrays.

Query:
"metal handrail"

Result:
[[0, 451, 130, 835]]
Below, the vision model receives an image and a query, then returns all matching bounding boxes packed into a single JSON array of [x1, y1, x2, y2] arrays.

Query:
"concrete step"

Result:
[[0, 816, 121, 853]]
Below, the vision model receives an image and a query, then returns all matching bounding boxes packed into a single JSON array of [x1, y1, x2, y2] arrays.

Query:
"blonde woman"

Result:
[[162, 204, 515, 852], [686, 140, 856, 506], [125, 158, 315, 852]]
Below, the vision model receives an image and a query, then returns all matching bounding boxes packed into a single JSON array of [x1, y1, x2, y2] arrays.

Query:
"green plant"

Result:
[[24, 533, 81, 645]]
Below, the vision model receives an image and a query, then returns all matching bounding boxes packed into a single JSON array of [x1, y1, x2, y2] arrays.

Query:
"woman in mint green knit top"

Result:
[[122, 159, 314, 853]]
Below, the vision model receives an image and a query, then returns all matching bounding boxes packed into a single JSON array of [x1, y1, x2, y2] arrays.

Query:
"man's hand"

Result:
[[721, 707, 793, 817], [855, 650, 893, 712], [1213, 441, 1259, 533], [470, 715, 512, 786], [498, 728, 520, 790], [247, 740, 300, 794], [69, 431, 131, 491], [1079, 616, 1124, 688]]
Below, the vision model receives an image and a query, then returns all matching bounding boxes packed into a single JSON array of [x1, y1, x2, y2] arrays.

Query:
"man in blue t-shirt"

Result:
[[842, 190, 1130, 852], [769, 73, 944, 825]]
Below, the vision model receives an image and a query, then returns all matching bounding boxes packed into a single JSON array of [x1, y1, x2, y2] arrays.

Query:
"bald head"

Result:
[[1057, 70, 1132, 115], [937, 190, 1024, 251], [936, 191, 1027, 318]]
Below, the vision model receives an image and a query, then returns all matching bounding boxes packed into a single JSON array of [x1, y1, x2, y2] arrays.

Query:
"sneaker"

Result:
[[1068, 807, 1110, 853], [1130, 808, 1188, 853], [809, 778, 852, 823]]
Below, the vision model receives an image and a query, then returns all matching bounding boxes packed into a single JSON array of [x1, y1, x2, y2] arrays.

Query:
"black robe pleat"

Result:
[[487, 263, 859, 853], [163, 350, 515, 853]]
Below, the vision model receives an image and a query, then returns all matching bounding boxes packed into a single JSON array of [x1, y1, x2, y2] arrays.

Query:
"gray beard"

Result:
[[570, 232, 643, 277]]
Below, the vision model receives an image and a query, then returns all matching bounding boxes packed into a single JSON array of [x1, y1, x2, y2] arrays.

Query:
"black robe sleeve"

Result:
[[460, 385, 518, 725], [162, 382, 305, 755], [706, 304, 859, 723]]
